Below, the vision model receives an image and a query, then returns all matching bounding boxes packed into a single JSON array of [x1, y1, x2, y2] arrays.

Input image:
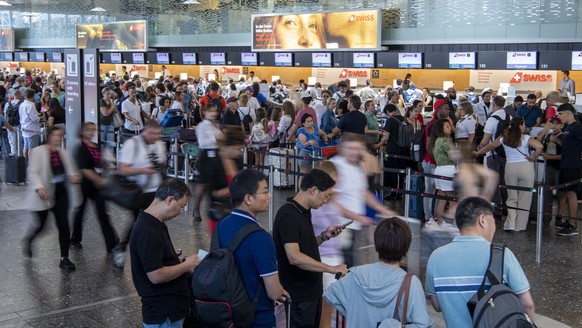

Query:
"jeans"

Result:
[[143, 317, 185, 328], [100, 124, 115, 146], [7, 127, 21, 155], [422, 160, 436, 219]]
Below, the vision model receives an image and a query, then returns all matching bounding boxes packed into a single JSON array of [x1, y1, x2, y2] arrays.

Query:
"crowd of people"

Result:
[[1, 65, 581, 328]]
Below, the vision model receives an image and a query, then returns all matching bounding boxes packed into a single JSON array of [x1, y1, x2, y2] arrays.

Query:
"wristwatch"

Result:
[[320, 232, 330, 242]]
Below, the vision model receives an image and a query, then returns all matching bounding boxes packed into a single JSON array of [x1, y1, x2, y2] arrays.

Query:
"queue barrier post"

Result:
[[243, 146, 248, 166], [404, 168, 411, 218], [536, 185, 544, 263], [294, 146, 299, 194], [173, 138, 179, 178], [115, 130, 121, 164], [268, 165, 274, 232], [379, 150, 385, 201]]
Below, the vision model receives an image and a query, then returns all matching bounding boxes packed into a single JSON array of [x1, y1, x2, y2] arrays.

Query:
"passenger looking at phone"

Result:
[[273, 169, 349, 328]]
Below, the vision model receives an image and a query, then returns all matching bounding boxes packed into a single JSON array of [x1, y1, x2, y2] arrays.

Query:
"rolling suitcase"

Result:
[[269, 148, 295, 188], [5, 156, 26, 184], [408, 174, 425, 219]]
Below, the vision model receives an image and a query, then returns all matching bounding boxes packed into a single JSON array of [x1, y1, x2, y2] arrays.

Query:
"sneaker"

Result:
[[424, 218, 439, 229], [557, 224, 579, 236], [555, 220, 569, 230], [59, 258, 76, 271], [112, 250, 125, 269]]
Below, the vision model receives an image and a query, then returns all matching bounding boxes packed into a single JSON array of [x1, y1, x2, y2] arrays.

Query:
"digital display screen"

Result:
[[34, 52, 45, 62], [353, 53, 374, 68], [210, 52, 226, 65], [76, 20, 147, 52], [252, 10, 380, 51], [449, 52, 475, 69], [398, 53, 422, 68], [110, 52, 122, 64], [274, 52, 292, 66], [17, 52, 28, 61], [506, 52, 537, 69], [183, 53, 196, 64], [132, 53, 144, 64], [572, 51, 582, 70], [312, 53, 332, 67], [241, 52, 257, 66], [52, 52, 62, 62], [156, 53, 169, 64]]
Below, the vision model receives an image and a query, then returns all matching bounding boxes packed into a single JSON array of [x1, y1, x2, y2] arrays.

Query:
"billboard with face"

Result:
[[76, 21, 147, 52]]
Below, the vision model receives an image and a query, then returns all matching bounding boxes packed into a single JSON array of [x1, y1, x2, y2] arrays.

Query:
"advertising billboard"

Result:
[[183, 53, 196, 64], [210, 53, 226, 65], [0, 27, 14, 52], [506, 52, 537, 70], [76, 20, 147, 52], [312, 53, 331, 67], [449, 52, 475, 69], [241, 52, 257, 66], [353, 53, 374, 68], [398, 53, 422, 68], [252, 10, 380, 51], [571, 51, 582, 70]]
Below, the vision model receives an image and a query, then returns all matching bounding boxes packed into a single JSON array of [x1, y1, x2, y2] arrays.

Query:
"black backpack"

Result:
[[6, 99, 23, 126], [397, 119, 416, 149], [205, 94, 224, 112], [192, 223, 263, 328], [468, 243, 536, 328], [410, 121, 431, 162], [115, 94, 129, 112], [492, 114, 511, 157], [238, 108, 253, 133]]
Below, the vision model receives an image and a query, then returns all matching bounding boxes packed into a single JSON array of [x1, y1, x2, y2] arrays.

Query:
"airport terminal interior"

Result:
[[0, 0, 582, 327]]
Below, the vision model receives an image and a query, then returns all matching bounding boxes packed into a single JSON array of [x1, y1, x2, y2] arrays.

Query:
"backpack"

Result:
[[467, 243, 536, 328], [410, 121, 431, 162], [467, 93, 479, 105], [115, 94, 129, 112], [492, 114, 511, 157], [159, 109, 184, 128], [192, 223, 264, 328], [238, 108, 253, 133], [251, 120, 267, 144], [6, 99, 23, 126], [205, 94, 224, 112], [397, 119, 416, 149]]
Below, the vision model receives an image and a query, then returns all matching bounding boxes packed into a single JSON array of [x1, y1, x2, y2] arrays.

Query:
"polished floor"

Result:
[[0, 173, 579, 327]]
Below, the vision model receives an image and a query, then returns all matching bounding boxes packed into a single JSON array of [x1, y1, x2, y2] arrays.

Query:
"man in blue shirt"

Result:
[[217, 169, 289, 327], [516, 93, 543, 131], [425, 197, 535, 328]]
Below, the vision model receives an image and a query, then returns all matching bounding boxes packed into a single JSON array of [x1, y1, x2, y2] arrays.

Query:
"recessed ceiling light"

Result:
[[183, 0, 201, 4], [0, 1, 12, 6], [90, 6, 107, 12]]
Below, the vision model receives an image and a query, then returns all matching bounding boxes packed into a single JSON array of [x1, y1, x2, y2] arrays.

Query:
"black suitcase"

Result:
[[5, 156, 26, 184]]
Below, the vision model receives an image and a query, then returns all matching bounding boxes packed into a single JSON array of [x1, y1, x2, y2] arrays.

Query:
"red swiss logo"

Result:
[[509, 72, 553, 83], [338, 69, 367, 79], [220, 67, 226, 75]]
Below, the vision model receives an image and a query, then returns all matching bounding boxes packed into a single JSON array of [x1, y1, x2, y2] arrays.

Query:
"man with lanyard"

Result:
[[216, 169, 290, 327], [473, 90, 493, 146], [113, 120, 166, 268], [273, 169, 349, 327], [559, 70, 576, 104]]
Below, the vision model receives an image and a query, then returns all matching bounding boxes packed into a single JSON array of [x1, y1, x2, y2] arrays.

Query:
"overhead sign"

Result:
[[449, 52, 475, 69], [312, 53, 331, 67], [398, 53, 422, 68], [353, 53, 374, 68], [65, 49, 82, 150], [110, 52, 122, 64], [52, 52, 62, 62], [156, 52, 169, 64], [83, 49, 99, 143], [132, 53, 144, 64], [506, 52, 537, 69], [2, 52, 12, 61], [252, 10, 380, 51], [183, 53, 196, 65], [274, 53, 292, 66], [572, 51, 582, 70], [76, 20, 147, 52], [0, 28, 14, 52], [241, 52, 257, 66], [210, 53, 225, 65], [312, 67, 370, 86]]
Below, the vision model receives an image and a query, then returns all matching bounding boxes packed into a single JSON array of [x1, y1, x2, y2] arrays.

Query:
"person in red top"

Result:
[[423, 98, 450, 226], [544, 91, 562, 122], [199, 81, 226, 114]]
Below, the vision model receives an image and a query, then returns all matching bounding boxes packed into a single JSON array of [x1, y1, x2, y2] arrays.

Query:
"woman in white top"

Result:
[[475, 117, 543, 232], [192, 102, 223, 222], [277, 100, 294, 140], [455, 101, 476, 145], [375, 86, 392, 113], [151, 96, 171, 124], [171, 91, 185, 112]]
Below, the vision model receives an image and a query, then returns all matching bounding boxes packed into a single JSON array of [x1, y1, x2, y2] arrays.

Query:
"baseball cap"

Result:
[[433, 99, 447, 110]]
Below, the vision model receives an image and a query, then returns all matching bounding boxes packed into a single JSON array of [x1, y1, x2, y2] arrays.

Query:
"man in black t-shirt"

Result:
[[273, 169, 348, 328], [553, 104, 582, 236], [221, 101, 243, 129], [130, 179, 201, 327], [382, 103, 406, 195], [330, 95, 367, 137]]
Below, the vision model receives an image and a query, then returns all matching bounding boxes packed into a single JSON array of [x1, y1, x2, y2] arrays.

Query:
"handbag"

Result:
[[99, 174, 144, 210], [207, 198, 232, 222], [112, 112, 123, 128]]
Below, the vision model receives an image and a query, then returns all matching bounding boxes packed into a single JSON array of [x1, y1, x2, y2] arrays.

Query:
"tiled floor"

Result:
[[0, 177, 579, 327]]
